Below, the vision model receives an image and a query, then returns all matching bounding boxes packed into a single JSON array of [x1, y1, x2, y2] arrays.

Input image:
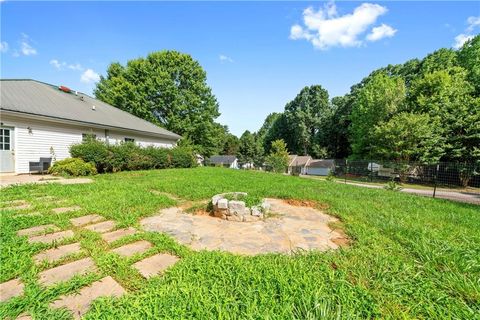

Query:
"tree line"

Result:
[[94, 36, 479, 166]]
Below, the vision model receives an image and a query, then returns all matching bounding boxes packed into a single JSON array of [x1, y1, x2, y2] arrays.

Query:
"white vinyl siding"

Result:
[[0, 114, 177, 174]]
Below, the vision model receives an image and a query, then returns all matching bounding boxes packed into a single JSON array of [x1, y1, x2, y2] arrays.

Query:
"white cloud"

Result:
[[290, 2, 394, 50], [0, 41, 8, 53], [80, 69, 100, 83], [13, 33, 37, 56], [366, 23, 397, 41], [466, 16, 480, 32], [50, 59, 65, 70], [219, 54, 234, 63], [68, 63, 83, 71], [20, 34, 37, 56], [50, 59, 83, 71], [453, 16, 479, 49], [453, 34, 474, 49]]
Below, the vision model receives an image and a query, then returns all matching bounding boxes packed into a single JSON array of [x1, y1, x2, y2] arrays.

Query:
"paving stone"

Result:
[[14, 212, 42, 218], [28, 230, 75, 244], [38, 257, 96, 286], [101, 227, 136, 243], [111, 240, 152, 257], [1, 200, 31, 210], [69, 214, 103, 227], [52, 206, 82, 214], [17, 224, 60, 237], [83, 220, 116, 233], [50, 276, 126, 320], [133, 253, 179, 278], [34, 243, 82, 264], [0, 278, 24, 302]]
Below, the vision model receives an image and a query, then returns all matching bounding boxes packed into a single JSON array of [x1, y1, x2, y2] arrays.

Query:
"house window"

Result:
[[0, 129, 11, 150], [82, 133, 97, 141], [124, 137, 135, 143]]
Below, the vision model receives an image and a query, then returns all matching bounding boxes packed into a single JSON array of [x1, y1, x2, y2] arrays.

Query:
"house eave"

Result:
[[0, 109, 181, 141]]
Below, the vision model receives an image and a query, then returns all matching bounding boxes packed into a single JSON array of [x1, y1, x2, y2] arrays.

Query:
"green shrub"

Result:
[[70, 139, 109, 172], [106, 142, 140, 172], [325, 171, 335, 182], [48, 158, 97, 176], [69, 140, 197, 173], [144, 146, 171, 169], [169, 146, 197, 168], [126, 153, 155, 171], [384, 179, 402, 191]]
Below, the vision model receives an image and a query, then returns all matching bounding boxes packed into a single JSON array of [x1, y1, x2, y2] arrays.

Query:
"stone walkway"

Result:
[[0, 174, 93, 188], [141, 198, 348, 255], [1, 209, 181, 318]]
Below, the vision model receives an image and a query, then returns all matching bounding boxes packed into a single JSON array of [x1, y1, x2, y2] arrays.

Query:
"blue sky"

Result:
[[1, 1, 479, 136]]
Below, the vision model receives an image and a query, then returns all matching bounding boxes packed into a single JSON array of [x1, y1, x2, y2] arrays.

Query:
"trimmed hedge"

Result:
[[48, 158, 97, 176], [70, 140, 196, 173]]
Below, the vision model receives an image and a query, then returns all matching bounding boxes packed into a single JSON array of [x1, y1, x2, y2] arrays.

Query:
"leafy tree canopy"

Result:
[[95, 50, 221, 156]]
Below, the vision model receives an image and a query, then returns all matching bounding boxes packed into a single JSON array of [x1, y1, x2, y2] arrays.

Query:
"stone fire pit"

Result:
[[211, 192, 270, 222]]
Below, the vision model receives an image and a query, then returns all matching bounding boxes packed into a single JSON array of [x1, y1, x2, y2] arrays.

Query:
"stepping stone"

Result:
[[34, 243, 82, 264], [52, 206, 82, 214], [17, 224, 60, 237], [83, 220, 116, 233], [1, 200, 31, 210], [133, 253, 179, 278], [28, 230, 75, 244], [14, 212, 42, 218], [70, 214, 103, 227], [101, 227, 136, 243], [16, 313, 32, 320], [50, 276, 126, 320], [0, 278, 24, 302], [111, 240, 152, 257], [38, 257, 96, 286]]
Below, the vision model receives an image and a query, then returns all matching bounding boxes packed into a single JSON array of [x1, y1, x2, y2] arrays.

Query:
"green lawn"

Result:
[[1, 167, 479, 319]]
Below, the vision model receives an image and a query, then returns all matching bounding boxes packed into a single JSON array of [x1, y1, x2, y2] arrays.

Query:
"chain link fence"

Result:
[[331, 159, 479, 198]]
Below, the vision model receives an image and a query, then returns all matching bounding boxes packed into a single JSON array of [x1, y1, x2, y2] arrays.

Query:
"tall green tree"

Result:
[[94, 50, 221, 156], [221, 133, 240, 155], [237, 131, 263, 167], [284, 85, 330, 157], [350, 72, 406, 158], [265, 139, 289, 173], [409, 67, 480, 162], [372, 112, 445, 163], [457, 35, 480, 96]]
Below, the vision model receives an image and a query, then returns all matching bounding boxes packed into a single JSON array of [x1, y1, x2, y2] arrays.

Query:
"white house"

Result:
[[0, 79, 181, 174], [287, 155, 312, 175]]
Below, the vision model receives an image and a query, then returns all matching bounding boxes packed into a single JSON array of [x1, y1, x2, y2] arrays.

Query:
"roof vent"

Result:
[[58, 86, 72, 93], [92, 105, 96, 111]]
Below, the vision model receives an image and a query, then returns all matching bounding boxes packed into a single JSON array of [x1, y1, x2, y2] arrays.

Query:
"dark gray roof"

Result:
[[309, 159, 335, 168], [208, 155, 237, 164], [0, 79, 181, 140]]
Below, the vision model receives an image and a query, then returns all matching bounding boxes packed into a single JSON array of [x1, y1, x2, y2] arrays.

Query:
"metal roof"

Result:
[[208, 155, 237, 164], [0, 79, 181, 140]]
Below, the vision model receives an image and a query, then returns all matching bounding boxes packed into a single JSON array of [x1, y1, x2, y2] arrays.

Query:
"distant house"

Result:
[[306, 159, 335, 176], [207, 155, 239, 169], [0, 79, 181, 174], [287, 155, 312, 175]]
